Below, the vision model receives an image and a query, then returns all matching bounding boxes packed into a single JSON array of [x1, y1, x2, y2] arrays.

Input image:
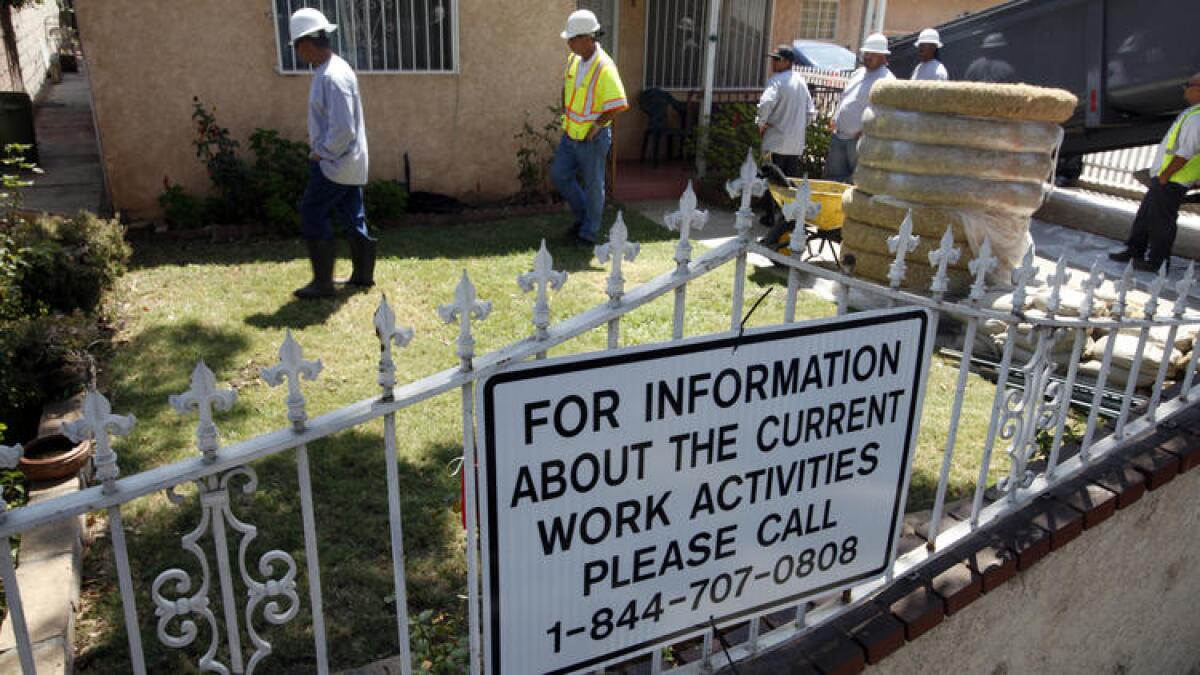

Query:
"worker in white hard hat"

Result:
[[824, 33, 894, 183], [911, 28, 949, 81], [551, 9, 628, 247], [289, 7, 375, 299]]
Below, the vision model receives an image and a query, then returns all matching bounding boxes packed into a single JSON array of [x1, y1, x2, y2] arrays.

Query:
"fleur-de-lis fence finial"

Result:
[[518, 240, 568, 340], [170, 359, 237, 463], [64, 388, 136, 494], [887, 210, 920, 289], [0, 444, 22, 515], [927, 226, 962, 299], [781, 175, 818, 229], [438, 270, 492, 371], [1045, 256, 1072, 315], [596, 212, 640, 307], [1145, 262, 1170, 319], [1080, 260, 1104, 320], [726, 150, 766, 239], [968, 236, 998, 303], [1009, 246, 1038, 313], [1173, 261, 1196, 316], [259, 330, 323, 431], [664, 181, 708, 272], [374, 294, 414, 400]]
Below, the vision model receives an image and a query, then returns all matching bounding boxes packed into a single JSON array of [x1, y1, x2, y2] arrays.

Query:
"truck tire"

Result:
[[857, 136, 1053, 184], [862, 105, 1063, 153], [868, 80, 1078, 123]]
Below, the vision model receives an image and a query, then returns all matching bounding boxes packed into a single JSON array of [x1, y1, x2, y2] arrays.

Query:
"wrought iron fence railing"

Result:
[[1, 153, 1199, 674]]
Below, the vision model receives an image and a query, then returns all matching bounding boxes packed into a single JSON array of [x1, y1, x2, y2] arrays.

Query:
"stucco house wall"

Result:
[[0, 0, 64, 100], [76, 0, 573, 220]]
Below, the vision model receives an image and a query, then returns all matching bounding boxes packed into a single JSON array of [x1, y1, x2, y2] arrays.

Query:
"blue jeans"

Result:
[[823, 134, 859, 184], [299, 161, 371, 241], [551, 126, 611, 243]]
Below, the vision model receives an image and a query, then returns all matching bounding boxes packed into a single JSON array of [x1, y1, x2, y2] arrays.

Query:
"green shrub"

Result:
[[248, 128, 309, 233], [365, 179, 408, 222], [158, 181, 209, 229], [2, 212, 130, 319], [410, 610, 469, 674], [514, 107, 561, 202], [800, 114, 833, 179], [0, 312, 100, 445], [688, 102, 763, 185]]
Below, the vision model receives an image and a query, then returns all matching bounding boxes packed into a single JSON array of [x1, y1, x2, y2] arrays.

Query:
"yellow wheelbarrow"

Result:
[[766, 178, 850, 261]]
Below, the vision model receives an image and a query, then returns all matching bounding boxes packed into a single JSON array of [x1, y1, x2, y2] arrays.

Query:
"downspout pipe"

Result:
[[697, 0, 721, 177]]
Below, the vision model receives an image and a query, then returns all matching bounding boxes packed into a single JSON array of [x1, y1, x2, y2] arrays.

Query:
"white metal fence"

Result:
[[3, 153, 1200, 674], [1080, 145, 1156, 194]]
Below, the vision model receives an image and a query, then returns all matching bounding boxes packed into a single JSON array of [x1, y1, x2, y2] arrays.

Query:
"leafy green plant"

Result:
[[191, 97, 250, 219], [410, 610, 470, 674], [800, 113, 833, 179], [365, 179, 408, 222], [3, 212, 130, 318], [157, 180, 209, 230], [248, 128, 309, 233], [687, 103, 763, 185], [513, 107, 561, 202], [0, 311, 101, 444]]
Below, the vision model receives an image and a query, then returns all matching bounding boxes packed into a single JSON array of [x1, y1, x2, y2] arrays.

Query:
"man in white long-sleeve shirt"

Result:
[[757, 44, 816, 178], [289, 8, 375, 299], [824, 33, 894, 183]]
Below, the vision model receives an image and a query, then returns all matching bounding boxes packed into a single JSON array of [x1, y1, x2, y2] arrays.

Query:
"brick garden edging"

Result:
[[726, 404, 1200, 674]]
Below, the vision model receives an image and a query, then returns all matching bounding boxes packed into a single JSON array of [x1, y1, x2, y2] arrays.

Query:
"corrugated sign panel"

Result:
[[479, 307, 932, 674]]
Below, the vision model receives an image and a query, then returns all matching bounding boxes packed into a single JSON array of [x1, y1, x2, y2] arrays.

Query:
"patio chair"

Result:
[[638, 88, 688, 167]]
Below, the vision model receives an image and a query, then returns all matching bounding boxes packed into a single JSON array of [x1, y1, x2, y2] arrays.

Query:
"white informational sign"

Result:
[[478, 307, 931, 674]]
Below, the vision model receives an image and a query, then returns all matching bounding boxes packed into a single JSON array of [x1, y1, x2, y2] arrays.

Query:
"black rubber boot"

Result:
[[343, 236, 376, 287], [294, 239, 337, 299]]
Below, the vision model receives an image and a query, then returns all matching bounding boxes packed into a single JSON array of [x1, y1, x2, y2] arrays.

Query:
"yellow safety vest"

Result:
[[1160, 104, 1200, 186], [562, 46, 628, 141]]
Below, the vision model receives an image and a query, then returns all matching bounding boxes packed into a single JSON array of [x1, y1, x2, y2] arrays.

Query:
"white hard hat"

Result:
[[290, 7, 337, 45], [860, 32, 890, 55], [917, 28, 942, 48], [561, 9, 601, 39]]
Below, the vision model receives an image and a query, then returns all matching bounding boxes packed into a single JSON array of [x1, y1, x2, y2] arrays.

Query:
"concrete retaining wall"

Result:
[[873, 466, 1200, 674]]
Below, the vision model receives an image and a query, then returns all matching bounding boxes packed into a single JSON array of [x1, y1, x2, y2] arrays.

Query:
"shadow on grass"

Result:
[[127, 209, 679, 273], [107, 321, 251, 473], [76, 428, 468, 674], [245, 289, 362, 330]]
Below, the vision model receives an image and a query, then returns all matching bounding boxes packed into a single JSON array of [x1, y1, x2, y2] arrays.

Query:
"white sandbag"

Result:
[[869, 80, 1079, 123], [857, 136, 1053, 185], [862, 105, 1063, 153], [841, 219, 971, 270], [854, 167, 1048, 215]]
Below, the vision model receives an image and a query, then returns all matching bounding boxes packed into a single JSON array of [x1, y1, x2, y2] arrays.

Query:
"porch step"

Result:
[[613, 160, 693, 202]]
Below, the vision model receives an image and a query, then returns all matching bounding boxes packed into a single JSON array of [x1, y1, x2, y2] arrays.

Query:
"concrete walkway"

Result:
[[20, 64, 106, 217]]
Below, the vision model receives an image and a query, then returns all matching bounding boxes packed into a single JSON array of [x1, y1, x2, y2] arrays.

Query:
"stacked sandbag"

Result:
[[968, 282, 1200, 392], [840, 81, 1077, 293]]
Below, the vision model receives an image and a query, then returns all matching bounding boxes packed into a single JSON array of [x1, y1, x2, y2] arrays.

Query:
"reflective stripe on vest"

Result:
[[1160, 104, 1200, 186], [562, 49, 614, 140]]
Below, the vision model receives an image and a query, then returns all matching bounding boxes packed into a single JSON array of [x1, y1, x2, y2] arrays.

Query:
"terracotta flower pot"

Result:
[[18, 434, 93, 482]]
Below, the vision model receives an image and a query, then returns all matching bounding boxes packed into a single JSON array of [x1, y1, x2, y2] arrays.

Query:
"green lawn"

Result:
[[75, 207, 1003, 673]]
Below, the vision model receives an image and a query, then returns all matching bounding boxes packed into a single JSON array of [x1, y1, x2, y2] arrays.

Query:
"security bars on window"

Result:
[[275, 0, 456, 73]]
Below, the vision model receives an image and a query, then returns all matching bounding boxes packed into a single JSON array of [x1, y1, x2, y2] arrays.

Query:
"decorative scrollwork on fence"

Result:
[[153, 467, 299, 675]]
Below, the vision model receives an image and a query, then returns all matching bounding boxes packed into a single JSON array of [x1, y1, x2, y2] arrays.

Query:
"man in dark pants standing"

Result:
[[290, 7, 375, 299], [1109, 71, 1200, 272], [551, 9, 628, 247]]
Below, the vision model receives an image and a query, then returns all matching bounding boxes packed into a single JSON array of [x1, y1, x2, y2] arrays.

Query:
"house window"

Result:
[[577, 0, 619, 62], [274, 0, 457, 73], [644, 0, 774, 91], [798, 0, 838, 41]]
